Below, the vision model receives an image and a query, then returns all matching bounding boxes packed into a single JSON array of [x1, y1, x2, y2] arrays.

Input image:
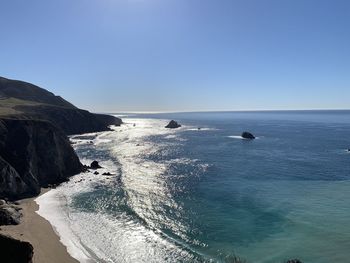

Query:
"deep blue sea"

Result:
[[37, 111, 350, 263]]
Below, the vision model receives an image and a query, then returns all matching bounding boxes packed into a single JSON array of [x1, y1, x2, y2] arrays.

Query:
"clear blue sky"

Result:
[[0, 0, 349, 112]]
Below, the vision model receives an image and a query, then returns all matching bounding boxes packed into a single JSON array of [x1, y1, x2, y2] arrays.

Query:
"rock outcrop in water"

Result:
[[241, 131, 255, 139], [165, 120, 181, 129], [90, 161, 102, 169]]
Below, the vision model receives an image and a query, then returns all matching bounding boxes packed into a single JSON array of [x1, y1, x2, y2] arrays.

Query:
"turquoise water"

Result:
[[44, 111, 350, 262]]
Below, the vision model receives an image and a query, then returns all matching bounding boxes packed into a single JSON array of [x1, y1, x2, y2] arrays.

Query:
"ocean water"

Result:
[[36, 111, 350, 263]]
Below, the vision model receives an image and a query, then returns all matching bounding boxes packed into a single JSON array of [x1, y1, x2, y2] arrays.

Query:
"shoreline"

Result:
[[0, 188, 78, 263]]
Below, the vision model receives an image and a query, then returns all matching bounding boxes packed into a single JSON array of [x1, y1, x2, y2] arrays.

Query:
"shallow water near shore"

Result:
[[37, 111, 350, 263]]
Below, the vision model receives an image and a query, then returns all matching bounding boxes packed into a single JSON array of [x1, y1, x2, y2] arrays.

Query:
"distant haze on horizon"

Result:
[[1, 0, 349, 112]]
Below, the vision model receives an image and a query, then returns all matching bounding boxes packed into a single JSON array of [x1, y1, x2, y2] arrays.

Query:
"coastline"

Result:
[[0, 188, 78, 263]]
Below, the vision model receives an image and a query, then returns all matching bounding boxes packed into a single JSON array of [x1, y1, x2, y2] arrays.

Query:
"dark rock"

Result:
[[0, 234, 34, 262], [0, 76, 122, 135], [102, 172, 113, 176], [0, 76, 123, 201], [165, 120, 181, 129], [286, 260, 303, 263], [0, 76, 75, 108], [90, 161, 102, 169], [94, 171, 99, 175], [0, 119, 83, 200], [0, 203, 22, 225], [241, 131, 255, 139]]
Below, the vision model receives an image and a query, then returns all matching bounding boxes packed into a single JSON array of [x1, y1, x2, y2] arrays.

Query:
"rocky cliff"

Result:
[[0, 76, 122, 260], [14, 104, 121, 135], [0, 76, 123, 199], [0, 118, 83, 200], [0, 76, 122, 134]]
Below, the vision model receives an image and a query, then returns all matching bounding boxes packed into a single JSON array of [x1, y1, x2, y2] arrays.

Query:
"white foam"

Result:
[[36, 118, 204, 262], [36, 174, 98, 263], [228, 135, 260, 140], [186, 128, 219, 131], [113, 114, 130, 118], [228, 135, 245, 140]]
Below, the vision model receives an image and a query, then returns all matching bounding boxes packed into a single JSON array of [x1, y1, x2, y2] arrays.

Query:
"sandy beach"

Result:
[[0, 189, 78, 263]]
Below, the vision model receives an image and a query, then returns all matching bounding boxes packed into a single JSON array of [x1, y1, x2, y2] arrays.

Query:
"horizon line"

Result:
[[95, 108, 350, 115]]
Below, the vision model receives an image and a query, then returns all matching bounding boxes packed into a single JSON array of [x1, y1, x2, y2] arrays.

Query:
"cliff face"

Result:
[[15, 105, 121, 135], [0, 76, 122, 197], [0, 76, 121, 260], [0, 118, 83, 200]]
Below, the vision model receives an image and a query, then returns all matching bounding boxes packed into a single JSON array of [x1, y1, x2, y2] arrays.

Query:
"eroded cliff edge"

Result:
[[0, 76, 122, 199], [0, 118, 83, 199]]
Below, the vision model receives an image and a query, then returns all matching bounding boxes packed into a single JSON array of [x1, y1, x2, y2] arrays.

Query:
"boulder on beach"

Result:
[[90, 161, 102, 169], [241, 131, 255, 139], [0, 201, 22, 226], [165, 120, 181, 129]]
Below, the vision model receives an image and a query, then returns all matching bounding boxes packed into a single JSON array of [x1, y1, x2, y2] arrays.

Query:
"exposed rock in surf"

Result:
[[241, 131, 255, 139], [165, 120, 181, 129], [90, 161, 102, 169], [102, 172, 113, 176], [286, 260, 303, 263], [94, 171, 99, 175]]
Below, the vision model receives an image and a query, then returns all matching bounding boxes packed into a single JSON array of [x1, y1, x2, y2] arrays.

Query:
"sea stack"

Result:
[[241, 131, 255, 139], [90, 161, 102, 169], [165, 120, 181, 129]]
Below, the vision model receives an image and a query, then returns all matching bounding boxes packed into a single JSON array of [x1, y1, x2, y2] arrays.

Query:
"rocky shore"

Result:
[[0, 76, 122, 262]]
